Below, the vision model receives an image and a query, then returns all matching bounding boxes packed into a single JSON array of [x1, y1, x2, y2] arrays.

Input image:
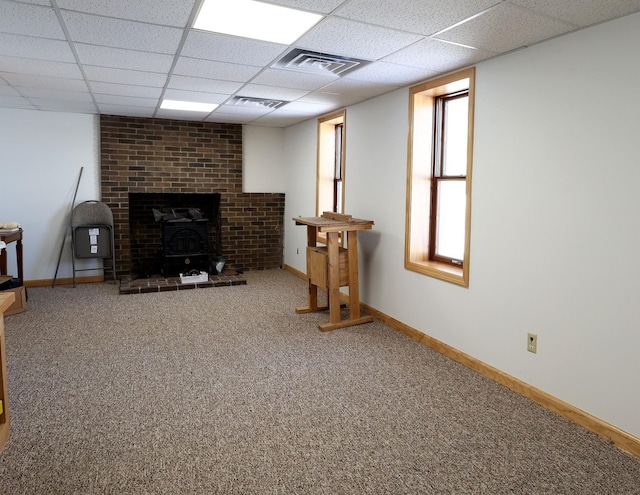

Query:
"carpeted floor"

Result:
[[1, 269, 639, 494]]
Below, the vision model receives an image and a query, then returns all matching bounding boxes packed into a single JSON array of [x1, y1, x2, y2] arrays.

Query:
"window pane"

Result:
[[435, 180, 466, 260], [443, 96, 468, 177]]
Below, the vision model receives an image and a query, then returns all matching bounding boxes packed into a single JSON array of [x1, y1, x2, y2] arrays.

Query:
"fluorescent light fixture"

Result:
[[160, 99, 218, 112], [194, 0, 323, 45]]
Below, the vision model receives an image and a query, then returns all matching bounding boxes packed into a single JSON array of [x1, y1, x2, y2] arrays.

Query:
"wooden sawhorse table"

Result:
[[294, 212, 374, 331]]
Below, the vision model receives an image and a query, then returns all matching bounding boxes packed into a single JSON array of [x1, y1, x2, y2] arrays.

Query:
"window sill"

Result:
[[405, 259, 468, 287]]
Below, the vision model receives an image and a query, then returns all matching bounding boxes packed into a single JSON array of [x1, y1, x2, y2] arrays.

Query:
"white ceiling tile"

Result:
[[167, 75, 243, 95], [98, 104, 155, 118], [163, 89, 229, 104], [94, 94, 157, 107], [239, 84, 310, 101], [0, 33, 75, 62], [61, 11, 183, 54], [18, 0, 52, 5], [207, 115, 259, 124], [90, 82, 163, 98], [213, 105, 274, 117], [74, 44, 174, 73], [260, 0, 345, 14], [1, 73, 88, 91], [509, 0, 640, 27], [296, 17, 423, 60], [343, 61, 437, 86], [252, 113, 313, 127], [182, 31, 287, 66], [298, 90, 366, 108], [435, 3, 575, 53], [83, 66, 168, 87], [250, 68, 337, 91], [319, 77, 400, 99], [0, 85, 21, 97], [173, 57, 262, 82], [335, 0, 499, 36], [30, 99, 97, 113], [0, 56, 82, 78], [0, 0, 638, 127], [18, 87, 92, 101], [383, 38, 497, 72], [278, 99, 338, 115], [0, 94, 36, 109], [56, 0, 195, 27], [0, 2, 66, 39]]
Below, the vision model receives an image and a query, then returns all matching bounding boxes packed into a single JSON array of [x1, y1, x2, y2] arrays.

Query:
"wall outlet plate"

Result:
[[527, 333, 538, 353]]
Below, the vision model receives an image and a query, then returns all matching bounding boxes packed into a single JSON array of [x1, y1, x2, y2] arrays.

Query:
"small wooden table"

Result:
[[0, 291, 14, 452], [0, 229, 23, 280], [294, 212, 374, 331]]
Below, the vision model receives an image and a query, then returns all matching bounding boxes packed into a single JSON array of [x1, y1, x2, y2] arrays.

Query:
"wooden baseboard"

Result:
[[25, 275, 105, 288], [283, 263, 306, 280], [282, 263, 640, 458]]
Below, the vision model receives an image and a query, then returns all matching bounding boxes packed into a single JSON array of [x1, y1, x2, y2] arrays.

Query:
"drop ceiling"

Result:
[[1, 0, 639, 127]]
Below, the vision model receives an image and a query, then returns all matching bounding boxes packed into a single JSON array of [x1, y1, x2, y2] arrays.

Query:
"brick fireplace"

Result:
[[100, 115, 285, 280]]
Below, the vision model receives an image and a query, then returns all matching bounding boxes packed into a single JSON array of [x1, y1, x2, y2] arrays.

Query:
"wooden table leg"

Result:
[[296, 225, 324, 314], [347, 230, 361, 321], [319, 229, 373, 332], [15, 238, 23, 282], [0, 250, 6, 276], [326, 231, 341, 325]]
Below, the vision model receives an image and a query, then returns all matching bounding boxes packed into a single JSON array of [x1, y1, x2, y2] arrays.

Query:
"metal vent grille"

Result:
[[273, 49, 370, 76], [226, 96, 288, 109]]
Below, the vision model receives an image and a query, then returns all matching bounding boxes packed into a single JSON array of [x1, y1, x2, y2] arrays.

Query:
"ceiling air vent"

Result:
[[227, 96, 288, 109], [273, 49, 370, 77]]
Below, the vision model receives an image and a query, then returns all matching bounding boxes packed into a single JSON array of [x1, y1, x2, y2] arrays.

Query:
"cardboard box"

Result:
[[180, 271, 209, 284], [2, 286, 26, 316]]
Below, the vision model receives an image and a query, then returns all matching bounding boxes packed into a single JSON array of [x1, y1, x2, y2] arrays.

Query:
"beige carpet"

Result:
[[1, 269, 639, 494]]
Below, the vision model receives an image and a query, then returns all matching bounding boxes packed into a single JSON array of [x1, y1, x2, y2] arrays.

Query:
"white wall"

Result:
[[0, 109, 100, 283], [282, 13, 640, 439], [242, 125, 286, 193]]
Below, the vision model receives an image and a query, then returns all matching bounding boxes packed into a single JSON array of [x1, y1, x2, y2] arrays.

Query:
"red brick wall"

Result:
[[100, 115, 284, 279]]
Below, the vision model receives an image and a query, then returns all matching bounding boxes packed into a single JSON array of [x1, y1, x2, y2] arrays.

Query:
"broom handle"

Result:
[[51, 167, 83, 287]]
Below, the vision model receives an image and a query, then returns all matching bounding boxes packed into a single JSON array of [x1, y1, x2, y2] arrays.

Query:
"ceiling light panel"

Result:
[[194, 0, 323, 44], [160, 99, 218, 112]]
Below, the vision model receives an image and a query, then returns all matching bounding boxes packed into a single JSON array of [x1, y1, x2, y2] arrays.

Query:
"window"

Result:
[[316, 110, 346, 242], [405, 68, 475, 286]]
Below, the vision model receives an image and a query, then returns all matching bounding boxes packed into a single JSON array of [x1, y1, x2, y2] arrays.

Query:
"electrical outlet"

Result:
[[527, 333, 537, 353]]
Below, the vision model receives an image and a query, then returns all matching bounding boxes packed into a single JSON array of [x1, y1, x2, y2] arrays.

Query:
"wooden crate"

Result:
[[306, 246, 349, 290]]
